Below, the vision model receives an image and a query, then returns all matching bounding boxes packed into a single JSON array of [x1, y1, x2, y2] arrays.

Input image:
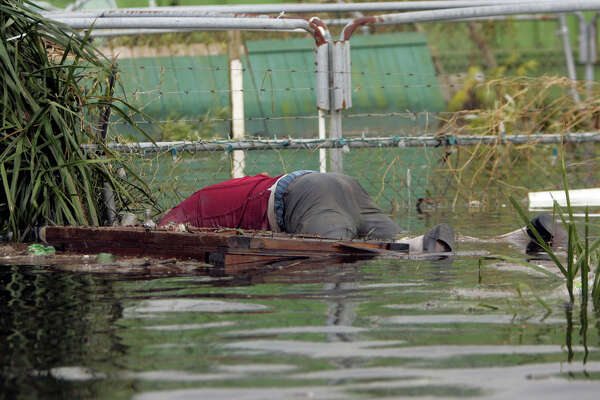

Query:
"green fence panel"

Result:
[[348, 32, 445, 135], [114, 32, 445, 139], [115, 54, 229, 138], [244, 32, 445, 138], [244, 37, 317, 138]]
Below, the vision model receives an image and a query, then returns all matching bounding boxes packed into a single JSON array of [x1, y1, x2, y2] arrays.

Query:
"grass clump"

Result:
[[509, 151, 600, 307], [0, 0, 154, 241], [437, 74, 600, 207]]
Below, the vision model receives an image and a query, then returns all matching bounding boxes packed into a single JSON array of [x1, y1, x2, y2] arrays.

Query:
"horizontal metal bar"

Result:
[[44, 10, 264, 19], [51, 16, 313, 32], [82, 132, 600, 153], [323, 14, 557, 26], [84, 13, 559, 37], [342, 0, 600, 39], [41, 1, 558, 18]]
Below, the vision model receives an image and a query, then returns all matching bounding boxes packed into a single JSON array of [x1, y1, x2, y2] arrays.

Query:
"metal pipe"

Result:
[[82, 14, 559, 37], [81, 132, 600, 153], [323, 14, 558, 26], [587, 13, 599, 96], [51, 16, 314, 32], [318, 110, 327, 173], [558, 14, 581, 103], [44, 10, 265, 19], [312, 17, 331, 173], [229, 31, 245, 178], [42, 1, 566, 18], [579, 12, 600, 96], [341, 0, 600, 40]]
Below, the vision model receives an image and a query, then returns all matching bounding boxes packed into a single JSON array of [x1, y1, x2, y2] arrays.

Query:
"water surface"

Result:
[[1, 209, 599, 399]]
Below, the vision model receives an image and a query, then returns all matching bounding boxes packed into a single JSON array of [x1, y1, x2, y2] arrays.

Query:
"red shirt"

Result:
[[158, 174, 282, 230]]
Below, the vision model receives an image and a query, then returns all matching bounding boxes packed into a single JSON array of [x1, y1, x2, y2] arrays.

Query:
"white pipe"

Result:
[[558, 14, 581, 103], [231, 58, 245, 178], [51, 17, 313, 32], [318, 109, 327, 173]]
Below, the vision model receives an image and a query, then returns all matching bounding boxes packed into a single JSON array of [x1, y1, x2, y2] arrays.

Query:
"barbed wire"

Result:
[[121, 61, 569, 80], [85, 133, 600, 154], [125, 87, 317, 96], [122, 79, 590, 97], [106, 105, 598, 126], [127, 65, 469, 79]]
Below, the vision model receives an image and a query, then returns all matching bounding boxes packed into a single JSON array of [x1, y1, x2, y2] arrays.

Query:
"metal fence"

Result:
[[46, 1, 600, 228]]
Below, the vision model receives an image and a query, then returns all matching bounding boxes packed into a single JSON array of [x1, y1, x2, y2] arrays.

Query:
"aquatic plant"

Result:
[[0, 0, 155, 240], [509, 152, 600, 307]]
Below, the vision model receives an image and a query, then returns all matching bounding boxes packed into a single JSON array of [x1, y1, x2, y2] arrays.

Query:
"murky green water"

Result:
[[2, 209, 599, 399]]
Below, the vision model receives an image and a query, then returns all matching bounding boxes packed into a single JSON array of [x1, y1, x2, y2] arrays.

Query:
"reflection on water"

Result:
[[1, 210, 600, 399], [124, 299, 268, 314]]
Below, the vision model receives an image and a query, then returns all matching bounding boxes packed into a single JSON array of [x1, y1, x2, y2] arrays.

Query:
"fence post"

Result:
[[587, 13, 599, 97], [578, 12, 599, 98], [229, 30, 246, 178], [316, 38, 330, 173], [329, 40, 352, 173], [558, 14, 581, 103]]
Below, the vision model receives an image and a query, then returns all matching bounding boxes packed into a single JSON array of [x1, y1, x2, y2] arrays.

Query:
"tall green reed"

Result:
[[509, 150, 600, 307], [0, 0, 155, 240]]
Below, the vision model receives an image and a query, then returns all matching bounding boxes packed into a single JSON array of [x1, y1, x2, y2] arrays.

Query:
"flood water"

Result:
[[1, 209, 599, 399]]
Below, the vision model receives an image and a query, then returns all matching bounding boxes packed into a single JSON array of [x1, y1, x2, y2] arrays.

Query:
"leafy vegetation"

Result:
[[0, 0, 155, 241]]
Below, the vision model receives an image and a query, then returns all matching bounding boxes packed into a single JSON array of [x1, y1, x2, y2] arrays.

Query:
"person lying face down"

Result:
[[158, 170, 454, 254], [493, 213, 568, 252], [157, 170, 565, 254]]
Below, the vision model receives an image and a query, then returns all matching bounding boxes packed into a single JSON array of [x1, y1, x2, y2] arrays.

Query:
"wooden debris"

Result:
[[41, 226, 409, 270]]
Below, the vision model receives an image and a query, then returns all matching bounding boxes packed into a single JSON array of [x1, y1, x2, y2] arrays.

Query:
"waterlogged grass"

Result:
[[509, 151, 600, 307]]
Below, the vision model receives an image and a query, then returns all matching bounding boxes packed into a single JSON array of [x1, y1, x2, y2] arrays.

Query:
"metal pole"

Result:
[[79, 14, 559, 38], [313, 17, 331, 173], [339, 0, 600, 40], [43, 1, 576, 18], [229, 30, 245, 178], [577, 12, 597, 98], [318, 110, 327, 173], [559, 14, 581, 103], [584, 13, 599, 97], [329, 40, 347, 173], [51, 17, 315, 31]]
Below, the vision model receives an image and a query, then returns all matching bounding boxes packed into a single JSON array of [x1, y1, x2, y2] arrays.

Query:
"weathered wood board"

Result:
[[42, 226, 409, 268]]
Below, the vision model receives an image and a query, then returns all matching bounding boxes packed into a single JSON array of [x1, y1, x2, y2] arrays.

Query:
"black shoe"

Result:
[[423, 223, 455, 253], [526, 214, 567, 247]]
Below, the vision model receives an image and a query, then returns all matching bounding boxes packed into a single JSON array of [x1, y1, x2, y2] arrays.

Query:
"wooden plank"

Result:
[[43, 226, 228, 261], [42, 226, 409, 266]]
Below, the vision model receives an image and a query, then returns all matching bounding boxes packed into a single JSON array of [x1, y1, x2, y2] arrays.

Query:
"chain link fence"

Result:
[[90, 12, 600, 226]]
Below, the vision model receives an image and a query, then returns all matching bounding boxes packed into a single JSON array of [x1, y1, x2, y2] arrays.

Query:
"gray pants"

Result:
[[283, 173, 401, 240]]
